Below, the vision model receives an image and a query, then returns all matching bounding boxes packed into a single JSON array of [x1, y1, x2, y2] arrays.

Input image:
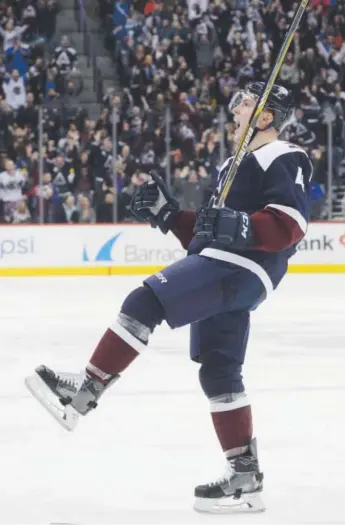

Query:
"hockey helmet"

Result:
[[229, 82, 294, 131]]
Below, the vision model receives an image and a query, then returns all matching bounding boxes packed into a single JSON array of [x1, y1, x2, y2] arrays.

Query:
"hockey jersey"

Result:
[[173, 140, 313, 295]]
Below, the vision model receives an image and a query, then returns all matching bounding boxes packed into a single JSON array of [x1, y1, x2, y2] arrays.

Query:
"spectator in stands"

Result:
[[27, 56, 45, 102], [285, 107, 317, 148], [173, 162, 210, 210], [97, 190, 115, 223], [16, 143, 38, 184], [21, 0, 38, 40], [0, 53, 6, 85], [77, 194, 96, 223], [0, 158, 27, 222], [0, 96, 14, 152], [34, 172, 53, 222], [73, 150, 94, 196], [6, 37, 30, 76], [0, 19, 28, 52], [53, 35, 77, 76], [37, 0, 58, 44], [91, 135, 114, 185], [12, 198, 31, 222], [17, 91, 38, 130], [54, 193, 79, 223], [193, 13, 218, 77], [279, 34, 300, 99], [113, 0, 130, 41], [3, 68, 26, 109], [117, 144, 138, 182], [51, 154, 74, 196], [8, 124, 32, 162]]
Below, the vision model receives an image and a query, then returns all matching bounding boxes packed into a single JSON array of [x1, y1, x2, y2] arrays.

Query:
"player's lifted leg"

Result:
[[25, 163, 185, 429], [25, 284, 165, 430]]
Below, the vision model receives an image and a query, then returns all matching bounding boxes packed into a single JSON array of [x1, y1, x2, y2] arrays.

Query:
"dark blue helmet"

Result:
[[246, 82, 294, 130], [229, 82, 294, 131]]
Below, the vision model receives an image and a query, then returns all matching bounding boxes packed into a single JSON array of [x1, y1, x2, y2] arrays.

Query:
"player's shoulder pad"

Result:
[[252, 140, 310, 172]]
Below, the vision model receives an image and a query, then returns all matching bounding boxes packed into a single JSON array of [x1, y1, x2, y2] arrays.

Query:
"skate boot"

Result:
[[194, 438, 265, 514], [25, 365, 119, 431]]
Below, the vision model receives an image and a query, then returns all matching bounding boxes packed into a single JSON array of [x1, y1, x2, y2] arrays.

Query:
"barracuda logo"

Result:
[[82, 233, 122, 262]]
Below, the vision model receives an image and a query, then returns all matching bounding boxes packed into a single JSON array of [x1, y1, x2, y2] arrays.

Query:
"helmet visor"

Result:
[[228, 90, 258, 113]]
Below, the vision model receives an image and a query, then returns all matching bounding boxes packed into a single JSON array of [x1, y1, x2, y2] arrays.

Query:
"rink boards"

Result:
[[0, 222, 344, 276]]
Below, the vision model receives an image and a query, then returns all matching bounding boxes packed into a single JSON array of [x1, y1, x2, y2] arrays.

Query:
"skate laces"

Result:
[[209, 460, 235, 487], [56, 372, 81, 392]]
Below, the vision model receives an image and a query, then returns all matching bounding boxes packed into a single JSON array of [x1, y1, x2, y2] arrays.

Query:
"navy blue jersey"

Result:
[[188, 140, 313, 293]]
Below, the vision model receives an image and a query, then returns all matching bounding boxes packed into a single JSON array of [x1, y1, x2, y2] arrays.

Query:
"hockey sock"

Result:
[[86, 325, 145, 381], [210, 393, 253, 458], [86, 286, 165, 383]]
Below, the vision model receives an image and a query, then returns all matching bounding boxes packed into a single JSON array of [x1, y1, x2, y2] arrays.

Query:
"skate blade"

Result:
[[194, 492, 265, 514], [24, 373, 79, 432]]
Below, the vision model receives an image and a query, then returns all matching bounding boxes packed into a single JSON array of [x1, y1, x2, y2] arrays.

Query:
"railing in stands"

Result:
[[74, 0, 103, 103]]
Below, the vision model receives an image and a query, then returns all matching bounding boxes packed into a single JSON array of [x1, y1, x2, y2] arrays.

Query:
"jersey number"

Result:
[[295, 167, 304, 191]]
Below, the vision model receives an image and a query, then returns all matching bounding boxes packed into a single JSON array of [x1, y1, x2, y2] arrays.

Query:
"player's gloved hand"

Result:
[[194, 206, 254, 250], [131, 171, 180, 234]]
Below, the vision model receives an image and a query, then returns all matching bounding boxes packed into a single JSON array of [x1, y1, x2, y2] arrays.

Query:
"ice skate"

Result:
[[25, 365, 118, 431], [194, 438, 265, 514]]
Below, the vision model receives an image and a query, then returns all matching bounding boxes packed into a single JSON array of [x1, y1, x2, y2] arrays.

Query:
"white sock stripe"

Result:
[[210, 395, 251, 413], [110, 321, 147, 354], [200, 248, 273, 296], [86, 363, 112, 382], [265, 203, 308, 234]]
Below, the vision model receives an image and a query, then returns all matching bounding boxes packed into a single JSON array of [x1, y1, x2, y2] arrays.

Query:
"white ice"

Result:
[[1, 274, 345, 525]]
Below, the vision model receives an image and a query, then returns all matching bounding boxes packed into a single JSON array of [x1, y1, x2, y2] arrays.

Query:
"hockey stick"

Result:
[[213, 0, 309, 209]]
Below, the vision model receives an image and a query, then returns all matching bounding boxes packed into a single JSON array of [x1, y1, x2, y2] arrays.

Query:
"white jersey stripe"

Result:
[[265, 203, 308, 234], [200, 247, 274, 296]]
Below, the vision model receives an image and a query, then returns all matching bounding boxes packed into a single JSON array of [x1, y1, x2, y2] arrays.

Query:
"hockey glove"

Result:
[[131, 171, 180, 234], [194, 206, 254, 250]]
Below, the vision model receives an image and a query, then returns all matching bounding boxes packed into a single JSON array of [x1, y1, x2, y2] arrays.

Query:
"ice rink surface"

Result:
[[1, 274, 345, 525]]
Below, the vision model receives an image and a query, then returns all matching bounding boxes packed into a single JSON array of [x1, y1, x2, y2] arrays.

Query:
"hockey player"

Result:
[[25, 82, 312, 514]]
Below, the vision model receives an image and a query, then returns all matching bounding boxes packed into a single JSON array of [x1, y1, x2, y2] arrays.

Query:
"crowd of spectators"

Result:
[[0, 0, 90, 223], [1, 0, 345, 224]]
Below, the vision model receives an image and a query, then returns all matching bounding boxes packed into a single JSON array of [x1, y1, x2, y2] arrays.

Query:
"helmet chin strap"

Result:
[[250, 124, 269, 142], [250, 118, 275, 142], [250, 127, 260, 142], [247, 122, 276, 151]]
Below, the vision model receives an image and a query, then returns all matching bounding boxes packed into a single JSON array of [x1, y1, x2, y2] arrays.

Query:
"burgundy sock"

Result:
[[211, 398, 253, 458], [86, 323, 147, 383]]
